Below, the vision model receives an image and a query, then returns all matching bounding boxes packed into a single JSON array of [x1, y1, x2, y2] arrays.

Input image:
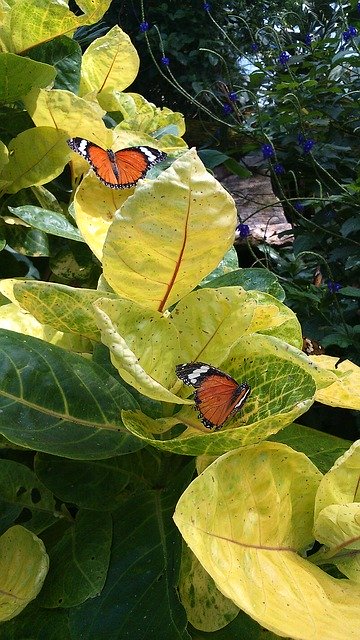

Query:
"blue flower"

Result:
[[203, 2, 211, 10], [222, 103, 233, 115], [302, 138, 315, 153], [261, 144, 274, 159], [304, 33, 312, 46], [279, 51, 291, 65], [251, 42, 259, 52], [274, 163, 285, 175], [229, 91, 238, 102], [343, 27, 357, 42], [327, 280, 342, 294], [237, 223, 250, 239], [358, 1, 360, 13], [294, 202, 304, 212], [139, 21, 150, 32], [161, 56, 170, 66]]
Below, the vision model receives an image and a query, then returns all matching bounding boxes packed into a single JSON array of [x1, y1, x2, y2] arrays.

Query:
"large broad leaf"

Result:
[[24, 87, 107, 147], [5, 280, 116, 340], [9, 0, 112, 53], [8, 206, 84, 242], [201, 267, 285, 301], [178, 544, 239, 632], [270, 422, 352, 473], [122, 333, 318, 456], [27, 35, 82, 93], [0, 525, 49, 621], [93, 297, 192, 404], [79, 26, 139, 102], [0, 127, 71, 194], [38, 510, 112, 608], [68, 466, 194, 640], [0, 459, 55, 514], [0, 329, 143, 458], [310, 355, 360, 409], [169, 287, 302, 366], [0, 53, 55, 104], [313, 441, 360, 582], [0, 602, 69, 639], [102, 148, 237, 312], [0, 302, 92, 352], [174, 442, 360, 640]]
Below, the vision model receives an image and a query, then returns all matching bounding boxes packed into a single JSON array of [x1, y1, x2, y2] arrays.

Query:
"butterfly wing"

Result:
[[67, 138, 167, 189], [176, 362, 251, 430], [113, 146, 167, 188], [302, 336, 324, 356]]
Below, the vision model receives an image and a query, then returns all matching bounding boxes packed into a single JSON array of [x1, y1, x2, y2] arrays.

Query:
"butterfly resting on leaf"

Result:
[[176, 362, 251, 431], [67, 137, 167, 189]]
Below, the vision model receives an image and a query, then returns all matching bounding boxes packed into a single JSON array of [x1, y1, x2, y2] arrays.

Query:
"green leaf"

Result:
[[0, 459, 55, 513], [0, 601, 70, 639], [0, 525, 49, 621], [338, 286, 360, 298], [0, 53, 55, 104], [34, 451, 155, 510], [8, 206, 84, 242], [0, 329, 143, 458], [39, 510, 112, 608], [68, 467, 194, 640], [27, 35, 82, 92], [270, 423, 352, 473], [6, 224, 50, 257], [201, 268, 285, 301]]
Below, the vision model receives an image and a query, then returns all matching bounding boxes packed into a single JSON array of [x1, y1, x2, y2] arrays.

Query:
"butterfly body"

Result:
[[67, 137, 167, 189], [176, 362, 251, 430]]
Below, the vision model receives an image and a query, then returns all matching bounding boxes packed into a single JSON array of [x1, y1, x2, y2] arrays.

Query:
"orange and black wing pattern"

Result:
[[176, 362, 251, 430], [67, 138, 167, 189]]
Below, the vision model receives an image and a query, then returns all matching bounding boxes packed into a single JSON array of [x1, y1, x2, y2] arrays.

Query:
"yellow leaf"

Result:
[[80, 26, 139, 100], [0, 53, 55, 102], [315, 440, 360, 518], [174, 442, 360, 639], [178, 544, 239, 632], [314, 503, 360, 582], [24, 88, 107, 143], [0, 302, 91, 351], [1, 127, 71, 193], [10, 0, 111, 53], [102, 148, 237, 311], [310, 356, 360, 409], [93, 298, 191, 404], [0, 525, 48, 621]]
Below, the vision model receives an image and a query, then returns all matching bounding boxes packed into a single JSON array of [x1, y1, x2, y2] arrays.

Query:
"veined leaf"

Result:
[[0, 53, 55, 104], [68, 466, 193, 640], [102, 148, 237, 312], [93, 298, 191, 404], [174, 442, 360, 640], [310, 355, 360, 409], [9, 280, 117, 340], [0, 127, 71, 194], [10, 0, 112, 53], [38, 510, 112, 608], [0, 525, 48, 621], [8, 206, 84, 242], [0, 329, 142, 458], [79, 26, 139, 101]]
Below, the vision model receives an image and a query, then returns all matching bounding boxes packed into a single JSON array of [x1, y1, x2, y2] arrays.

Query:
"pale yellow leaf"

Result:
[[174, 442, 360, 640]]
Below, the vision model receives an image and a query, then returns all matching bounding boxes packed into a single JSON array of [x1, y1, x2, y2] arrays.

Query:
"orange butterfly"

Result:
[[67, 137, 167, 189], [176, 362, 251, 430]]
